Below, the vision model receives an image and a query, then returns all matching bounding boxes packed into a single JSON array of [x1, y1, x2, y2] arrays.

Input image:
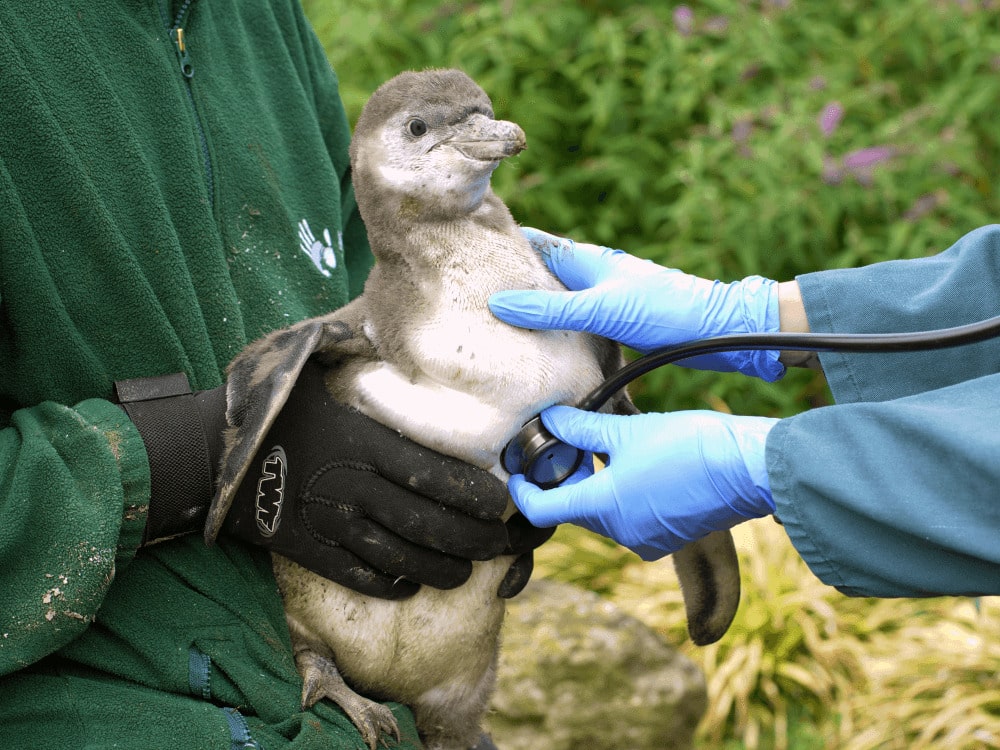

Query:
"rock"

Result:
[[486, 579, 707, 750]]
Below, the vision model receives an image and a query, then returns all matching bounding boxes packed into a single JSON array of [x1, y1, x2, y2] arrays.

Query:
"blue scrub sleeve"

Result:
[[767, 224, 1000, 597], [768, 372, 1000, 596], [798, 224, 1000, 404]]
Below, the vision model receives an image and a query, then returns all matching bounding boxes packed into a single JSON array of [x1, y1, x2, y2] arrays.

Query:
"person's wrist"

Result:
[[776, 280, 823, 369], [115, 374, 227, 544], [777, 280, 809, 333]]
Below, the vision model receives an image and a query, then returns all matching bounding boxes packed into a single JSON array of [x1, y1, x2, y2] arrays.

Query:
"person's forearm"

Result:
[[777, 280, 822, 369], [768, 370, 1000, 597], [0, 398, 148, 676]]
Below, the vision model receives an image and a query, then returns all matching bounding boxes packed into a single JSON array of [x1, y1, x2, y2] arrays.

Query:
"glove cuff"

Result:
[[739, 276, 785, 382], [115, 373, 227, 544], [728, 415, 779, 518]]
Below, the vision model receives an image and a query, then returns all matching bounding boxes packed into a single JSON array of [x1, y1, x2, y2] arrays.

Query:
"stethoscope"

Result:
[[501, 314, 1000, 488]]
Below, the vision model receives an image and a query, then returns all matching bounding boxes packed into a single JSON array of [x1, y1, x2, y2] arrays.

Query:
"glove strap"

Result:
[[115, 373, 226, 544]]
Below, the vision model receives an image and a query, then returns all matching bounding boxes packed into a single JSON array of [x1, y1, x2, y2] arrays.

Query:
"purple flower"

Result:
[[821, 146, 898, 187], [822, 156, 843, 185], [843, 146, 896, 170], [673, 6, 694, 36], [818, 101, 844, 137], [903, 192, 942, 222], [704, 15, 729, 34], [732, 119, 753, 143], [732, 118, 754, 157], [823, 146, 899, 187]]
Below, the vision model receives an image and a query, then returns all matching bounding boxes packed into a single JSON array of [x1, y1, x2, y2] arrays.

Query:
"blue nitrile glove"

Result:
[[507, 406, 779, 560], [489, 228, 785, 381]]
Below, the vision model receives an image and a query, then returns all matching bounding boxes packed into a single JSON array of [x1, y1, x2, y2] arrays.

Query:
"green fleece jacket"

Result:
[[0, 2, 422, 747]]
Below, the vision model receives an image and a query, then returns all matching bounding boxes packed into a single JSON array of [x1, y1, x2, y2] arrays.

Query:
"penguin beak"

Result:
[[445, 113, 526, 162]]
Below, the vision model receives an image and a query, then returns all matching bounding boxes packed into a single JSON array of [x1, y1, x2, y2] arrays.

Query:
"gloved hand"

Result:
[[116, 361, 539, 600], [489, 227, 785, 381], [507, 405, 779, 560]]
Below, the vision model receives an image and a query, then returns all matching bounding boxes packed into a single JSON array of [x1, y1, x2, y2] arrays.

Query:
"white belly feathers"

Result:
[[354, 310, 604, 477]]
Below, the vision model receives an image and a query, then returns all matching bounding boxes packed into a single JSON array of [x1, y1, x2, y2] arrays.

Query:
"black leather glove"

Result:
[[115, 362, 544, 600], [221, 360, 513, 598]]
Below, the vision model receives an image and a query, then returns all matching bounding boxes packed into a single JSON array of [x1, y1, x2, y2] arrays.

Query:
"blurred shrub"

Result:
[[554, 520, 1000, 750], [585, 521, 865, 750], [304, 0, 1000, 415], [304, 2, 1000, 747]]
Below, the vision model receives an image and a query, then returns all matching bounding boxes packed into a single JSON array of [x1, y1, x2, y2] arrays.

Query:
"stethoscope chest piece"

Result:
[[501, 415, 584, 489]]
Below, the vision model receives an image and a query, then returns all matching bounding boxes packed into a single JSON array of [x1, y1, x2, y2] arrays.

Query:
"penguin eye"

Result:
[[407, 118, 428, 137]]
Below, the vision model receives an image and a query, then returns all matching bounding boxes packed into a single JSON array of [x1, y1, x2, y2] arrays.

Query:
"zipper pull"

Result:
[[170, 27, 194, 79]]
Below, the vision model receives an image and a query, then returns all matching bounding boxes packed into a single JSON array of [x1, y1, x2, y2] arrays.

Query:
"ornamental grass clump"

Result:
[[605, 521, 866, 750], [537, 521, 1000, 749], [839, 596, 1000, 750]]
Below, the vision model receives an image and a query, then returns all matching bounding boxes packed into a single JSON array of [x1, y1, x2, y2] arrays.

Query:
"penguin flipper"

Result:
[[610, 390, 741, 646], [672, 530, 741, 645], [204, 300, 368, 543]]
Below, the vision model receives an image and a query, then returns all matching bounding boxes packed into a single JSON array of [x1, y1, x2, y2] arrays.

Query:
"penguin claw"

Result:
[[298, 650, 400, 750]]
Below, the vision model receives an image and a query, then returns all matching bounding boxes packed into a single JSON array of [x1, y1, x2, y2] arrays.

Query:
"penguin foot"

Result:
[[297, 650, 400, 750]]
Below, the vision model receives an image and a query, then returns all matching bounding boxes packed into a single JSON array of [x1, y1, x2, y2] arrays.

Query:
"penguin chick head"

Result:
[[349, 69, 526, 222]]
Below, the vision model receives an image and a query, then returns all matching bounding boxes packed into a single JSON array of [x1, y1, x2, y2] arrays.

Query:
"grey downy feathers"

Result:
[[204, 69, 740, 750]]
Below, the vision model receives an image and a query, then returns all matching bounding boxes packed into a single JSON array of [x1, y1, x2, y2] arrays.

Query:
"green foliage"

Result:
[[304, 0, 1000, 417], [302, 2, 1000, 747]]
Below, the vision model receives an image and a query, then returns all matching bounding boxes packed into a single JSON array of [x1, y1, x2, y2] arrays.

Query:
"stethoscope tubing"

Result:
[[578, 314, 1000, 412]]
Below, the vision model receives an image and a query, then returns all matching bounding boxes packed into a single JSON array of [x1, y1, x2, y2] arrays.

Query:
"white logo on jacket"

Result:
[[298, 218, 341, 277]]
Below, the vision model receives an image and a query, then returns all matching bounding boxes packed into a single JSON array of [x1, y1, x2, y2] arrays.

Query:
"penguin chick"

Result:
[[205, 69, 741, 750]]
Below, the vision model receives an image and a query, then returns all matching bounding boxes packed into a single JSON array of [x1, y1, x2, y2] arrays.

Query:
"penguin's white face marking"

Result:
[[360, 107, 525, 217]]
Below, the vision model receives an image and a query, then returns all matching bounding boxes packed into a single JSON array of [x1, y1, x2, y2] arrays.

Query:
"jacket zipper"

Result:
[[163, 0, 214, 205], [170, 26, 194, 79], [168, 0, 197, 78]]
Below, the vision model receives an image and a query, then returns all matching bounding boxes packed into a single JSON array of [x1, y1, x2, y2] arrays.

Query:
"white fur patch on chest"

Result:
[[353, 321, 603, 473], [353, 362, 511, 470]]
